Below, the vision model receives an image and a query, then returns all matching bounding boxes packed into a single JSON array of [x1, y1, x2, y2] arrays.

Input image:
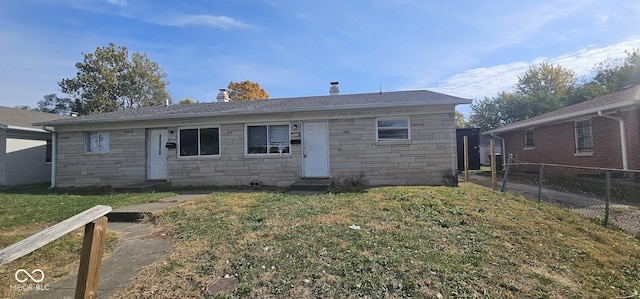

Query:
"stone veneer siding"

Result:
[[54, 110, 458, 187], [329, 114, 456, 185], [55, 128, 147, 187]]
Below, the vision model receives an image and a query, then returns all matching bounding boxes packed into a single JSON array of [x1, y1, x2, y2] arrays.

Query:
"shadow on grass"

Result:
[[0, 183, 113, 195]]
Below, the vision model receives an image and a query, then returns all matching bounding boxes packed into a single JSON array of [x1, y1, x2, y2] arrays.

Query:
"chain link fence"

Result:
[[498, 162, 640, 236]]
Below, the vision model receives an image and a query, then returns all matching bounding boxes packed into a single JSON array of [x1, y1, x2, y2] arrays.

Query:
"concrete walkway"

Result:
[[20, 193, 209, 299]]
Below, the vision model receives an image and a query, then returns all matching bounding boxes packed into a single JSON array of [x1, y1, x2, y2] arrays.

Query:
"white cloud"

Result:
[[429, 37, 640, 100], [159, 14, 251, 29], [61, 2, 251, 30], [105, 0, 127, 7]]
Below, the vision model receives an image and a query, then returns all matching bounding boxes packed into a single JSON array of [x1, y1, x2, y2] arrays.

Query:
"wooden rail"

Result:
[[0, 205, 112, 299]]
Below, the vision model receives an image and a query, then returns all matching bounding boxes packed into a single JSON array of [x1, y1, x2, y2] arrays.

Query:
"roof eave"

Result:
[[484, 99, 640, 135], [35, 99, 471, 127], [6, 125, 49, 133]]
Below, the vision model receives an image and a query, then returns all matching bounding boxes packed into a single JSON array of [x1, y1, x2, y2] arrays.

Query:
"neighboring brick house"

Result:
[[36, 86, 471, 188], [0, 106, 68, 185], [484, 85, 640, 171]]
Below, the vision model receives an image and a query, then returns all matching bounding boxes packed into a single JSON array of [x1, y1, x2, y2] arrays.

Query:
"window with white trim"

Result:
[[246, 124, 290, 154], [85, 131, 109, 153], [524, 129, 535, 149], [179, 127, 220, 157], [376, 117, 410, 141], [574, 119, 593, 154]]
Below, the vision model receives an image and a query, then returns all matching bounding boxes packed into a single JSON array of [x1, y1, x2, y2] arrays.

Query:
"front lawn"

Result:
[[118, 183, 640, 298], [0, 184, 175, 229]]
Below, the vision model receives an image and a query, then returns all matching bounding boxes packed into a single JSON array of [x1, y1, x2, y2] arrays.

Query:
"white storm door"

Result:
[[148, 129, 168, 180], [302, 121, 329, 177]]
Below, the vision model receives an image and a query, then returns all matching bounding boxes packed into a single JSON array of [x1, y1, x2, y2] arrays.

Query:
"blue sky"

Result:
[[1, 1, 640, 118]]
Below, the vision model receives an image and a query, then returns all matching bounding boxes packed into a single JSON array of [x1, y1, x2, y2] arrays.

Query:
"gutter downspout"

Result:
[[597, 111, 628, 170], [43, 125, 56, 188], [51, 131, 56, 187], [490, 133, 506, 169]]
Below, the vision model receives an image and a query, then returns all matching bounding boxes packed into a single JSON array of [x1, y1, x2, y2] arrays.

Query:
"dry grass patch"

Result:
[[0, 229, 120, 298], [118, 183, 640, 298]]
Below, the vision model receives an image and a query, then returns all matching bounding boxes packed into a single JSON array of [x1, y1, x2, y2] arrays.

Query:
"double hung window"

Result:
[[574, 120, 593, 154], [247, 124, 290, 154], [524, 129, 535, 149], [85, 131, 109, 153], [179, 127, 220, 157]]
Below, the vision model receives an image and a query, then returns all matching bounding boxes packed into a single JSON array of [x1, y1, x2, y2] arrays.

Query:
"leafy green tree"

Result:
[[469, 97, 502, 132], [515, 62, 576, 105], [58, 43, 170, 115], [593, 49, 640, 93], [455, 111, 469, 128], [178, 98, 196, 104], [35, 94, 77, 115], [227, 81, 269, 101], [470, 63, 577, 131], [566, 81, 608, 106]]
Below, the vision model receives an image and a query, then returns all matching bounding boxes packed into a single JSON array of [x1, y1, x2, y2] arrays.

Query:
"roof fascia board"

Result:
[[7, 125, 48, 133], [485, 99, 640, 135]]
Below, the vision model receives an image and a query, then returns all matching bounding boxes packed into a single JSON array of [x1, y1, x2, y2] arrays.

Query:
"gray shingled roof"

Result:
[[484, 84, 640, 135], [0, 106, 69, 130], [36, 90, 471, 126]]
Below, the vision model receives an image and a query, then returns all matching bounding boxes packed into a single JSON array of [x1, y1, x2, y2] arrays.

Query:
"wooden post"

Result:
[[501, 154, 512, 192], [75, 216, 108, 299], [490, 139, 497, 190], [538, 164, 544, 203], [464, 135, 469, 182]]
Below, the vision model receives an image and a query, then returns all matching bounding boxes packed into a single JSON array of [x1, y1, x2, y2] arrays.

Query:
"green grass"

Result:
[[118, 184, 640, 298], [0, 184, 176, 228]]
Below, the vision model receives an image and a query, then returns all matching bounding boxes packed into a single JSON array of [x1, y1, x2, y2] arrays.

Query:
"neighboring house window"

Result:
[[179, 127, 220, 157], [247, 124, 290, 154], [376, 117, 410, 141], [45, 140, 52, 162], [524, 129, 535, 149], [85, 131, 109, 153], [575, 119, 593, 154]]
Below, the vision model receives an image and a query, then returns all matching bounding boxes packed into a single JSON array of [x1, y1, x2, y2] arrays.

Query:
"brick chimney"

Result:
[[329, 81, 340, 95], [216, 89, 230, 102]]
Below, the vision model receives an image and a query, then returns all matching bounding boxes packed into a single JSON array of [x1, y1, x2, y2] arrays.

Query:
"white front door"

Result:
[[302, 121, 329, 177], [148, 129, 168, 180]]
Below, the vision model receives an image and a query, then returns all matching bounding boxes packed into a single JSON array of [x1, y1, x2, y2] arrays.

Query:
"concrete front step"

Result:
[[289, 178, 332, 195]]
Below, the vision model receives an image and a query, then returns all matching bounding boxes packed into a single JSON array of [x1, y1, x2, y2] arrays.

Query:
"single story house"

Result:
[[0, 106, 69, 185], [36, 85, 471, 188], [484, 84, 640, 171]]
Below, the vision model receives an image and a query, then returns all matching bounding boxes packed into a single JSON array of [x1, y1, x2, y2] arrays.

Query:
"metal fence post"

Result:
[[604, 171, 610, 227], [490, 139, 497, 191], [500, 154, 513, 192], [538, 164, 544, 203]]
